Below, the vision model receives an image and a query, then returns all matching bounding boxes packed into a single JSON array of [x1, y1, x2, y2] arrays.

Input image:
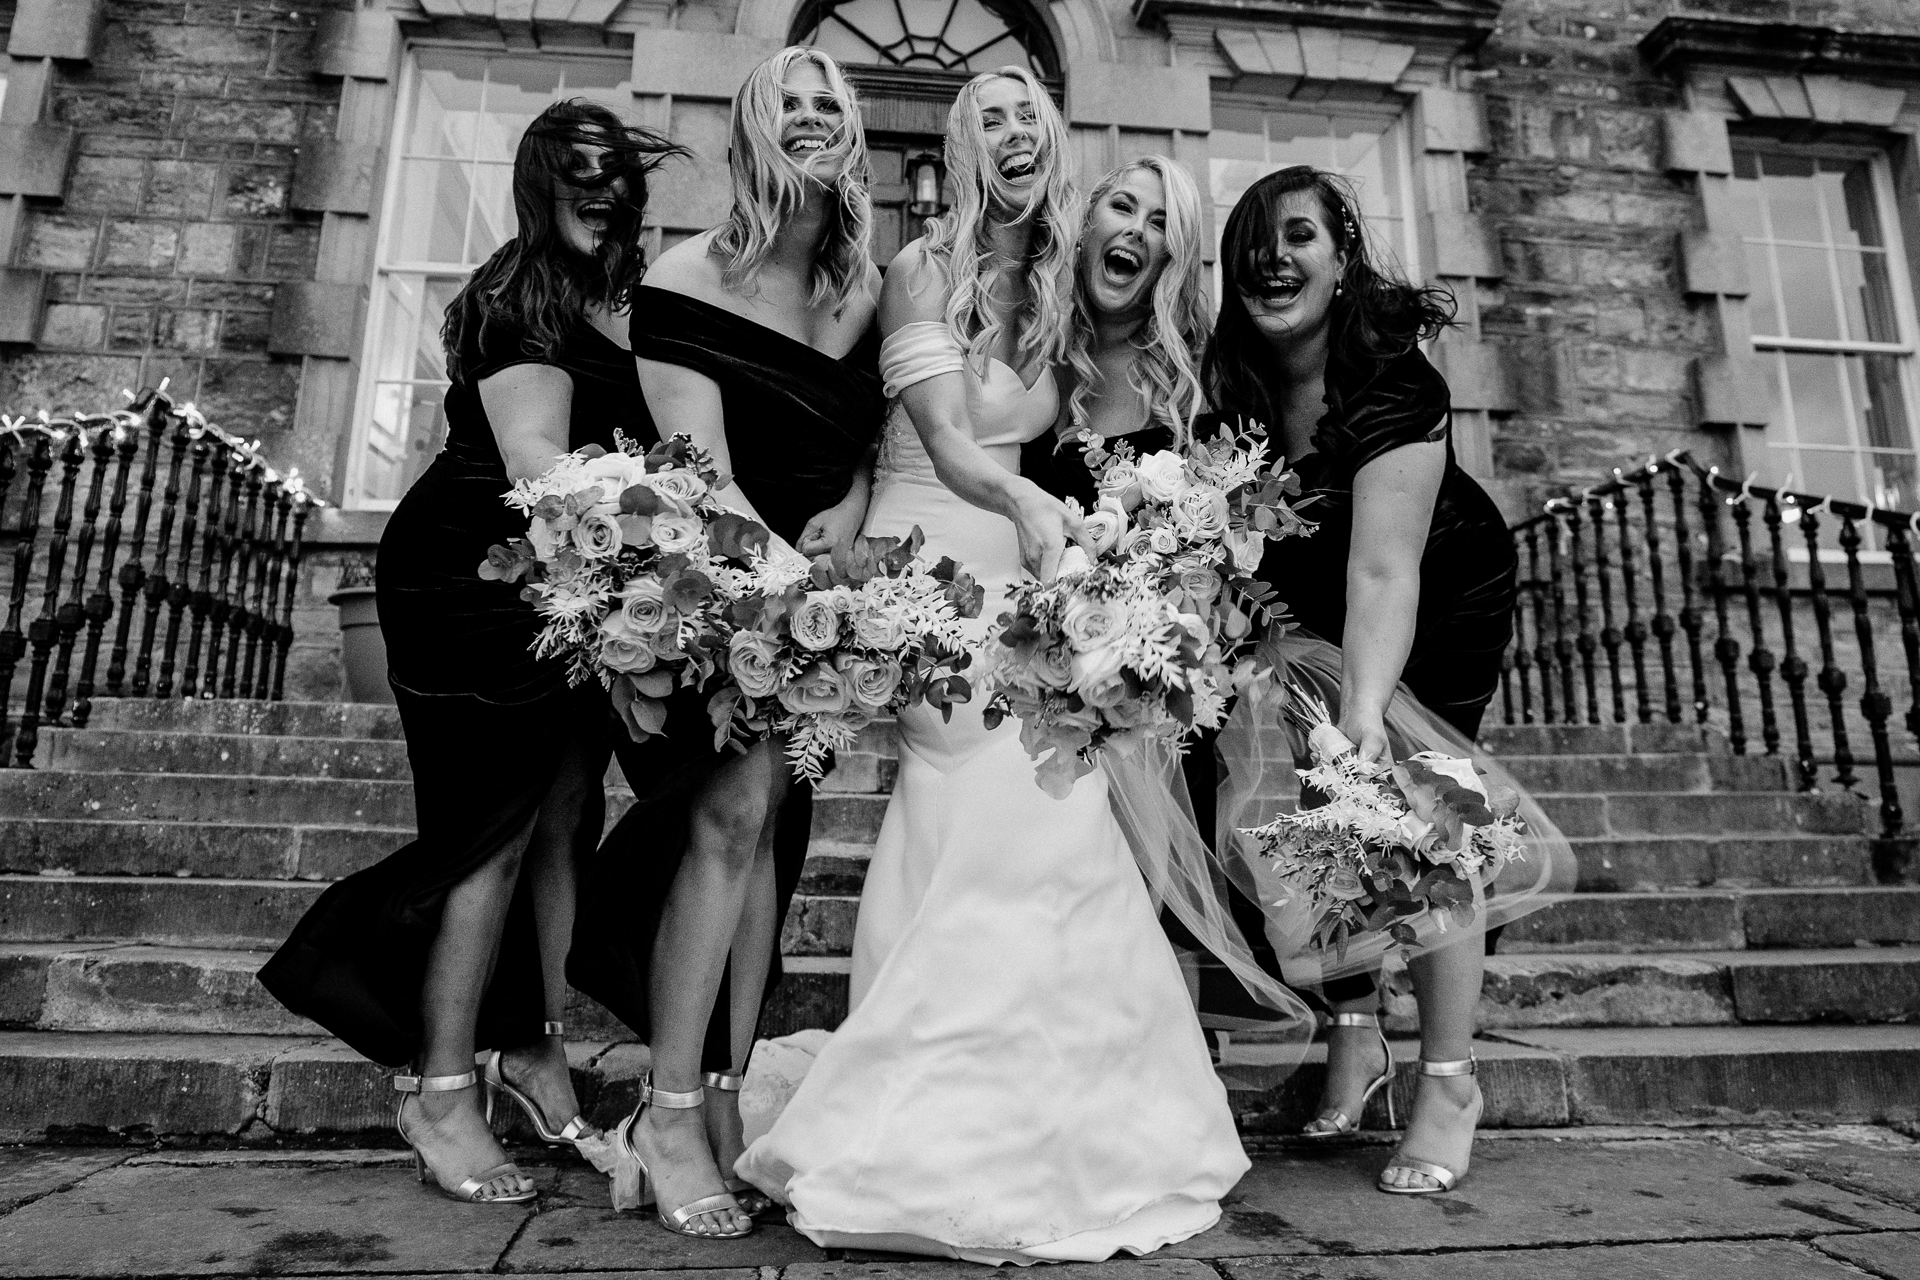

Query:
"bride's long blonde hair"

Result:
[[710, 46, 873, 313], [919, 66, 1078, 371], [1064, 156, 1211, 440]]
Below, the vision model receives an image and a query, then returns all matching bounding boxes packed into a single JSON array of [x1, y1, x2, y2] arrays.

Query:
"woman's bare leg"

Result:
[[1382, 931, 1485, 1188]]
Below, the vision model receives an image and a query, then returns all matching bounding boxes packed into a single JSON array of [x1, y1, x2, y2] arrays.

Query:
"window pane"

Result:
[[387, 160, 472, 265], [1760, 151, 1823, 241], [1794, 447, 1863, 505], [410, 52, 488, 157], [1832, 158, 1885, 249], [1775, 244, 1842, 341], [1854, 353, 1913, 452], [1836, 249, 1901, 345], [1782, 352, 1853, 449], [1746, 241, 1781, 338], [466, 162, 515, 264], [1867, 452, 1918, 510]]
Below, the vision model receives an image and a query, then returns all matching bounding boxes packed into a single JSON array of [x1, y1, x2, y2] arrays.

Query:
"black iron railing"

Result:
[[0, 386, 319, 767], [1504, 450, 1920, 848]]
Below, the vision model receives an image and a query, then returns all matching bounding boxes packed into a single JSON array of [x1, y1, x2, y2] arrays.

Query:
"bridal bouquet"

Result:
[[1240, 690, 1529, 955], [979, 422, 1317, 797], [711, 527, 984, 783], [480, 433, 768, 741]]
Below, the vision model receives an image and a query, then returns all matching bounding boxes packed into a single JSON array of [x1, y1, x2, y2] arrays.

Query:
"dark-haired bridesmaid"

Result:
[[260, 101, 682, 1204], [1203, 166, 1518, 1195]]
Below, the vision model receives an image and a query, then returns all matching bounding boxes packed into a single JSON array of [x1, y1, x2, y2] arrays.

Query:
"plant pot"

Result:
[[327, 584, 396, 705]]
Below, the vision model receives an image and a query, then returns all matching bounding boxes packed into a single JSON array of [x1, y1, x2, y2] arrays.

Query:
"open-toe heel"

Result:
[[616, 1071, 754, 1238], [1302, 1012, 1396, 1138], [395, 1069, 536, 1205], [1378, 1052, 1481, 1195], [703, 1070, 776, 1219], [478, 1022, 593, 1149]]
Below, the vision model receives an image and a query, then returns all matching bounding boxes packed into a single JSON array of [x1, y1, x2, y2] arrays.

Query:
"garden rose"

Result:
[[1135, 450, 1189, 502], [600, 631, 658, 675], [1032, 644, 1074, 690], [1226, 527, 1265, 574], [581, 452, 639, 490], [645, 470, 709, 503], [1081, 509, 1124, 555], [527, 517, 558, 561], [1178, 567, 1222, 607], [779, 661, 852, 715], [1060, 598, 1127, 652], [791, 592, 842, 651], [1070, 642, 1128, 688], [727, 630, 782, 699], [1078, 671, 1130, 709], [1325, 868, 1369, 901], [617, 579, 675, 633], [650, 514, 703, 554], [1147, 526, 1180, 555], [1170, 486, 1230, 541], [853, 607, 908, 651], [837, 651, 904, 709]]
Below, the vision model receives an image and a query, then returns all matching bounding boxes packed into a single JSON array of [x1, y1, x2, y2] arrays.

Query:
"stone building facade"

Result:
[[2, 0, 1920, 697]]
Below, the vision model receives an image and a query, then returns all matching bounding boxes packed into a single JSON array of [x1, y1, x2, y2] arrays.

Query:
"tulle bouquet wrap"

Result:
[[1242, 690, 1530, 957], [479, 433, 770, 741], [711, 527, 984, 783], [979, 423, 1316, 799]]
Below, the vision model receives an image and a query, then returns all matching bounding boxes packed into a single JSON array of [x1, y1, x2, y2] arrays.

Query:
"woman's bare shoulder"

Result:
[[642, 231, 726, 297], [880, 238, 948, 329]]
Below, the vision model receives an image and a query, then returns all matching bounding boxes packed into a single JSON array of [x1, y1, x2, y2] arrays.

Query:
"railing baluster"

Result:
[[1614, 481, 1652, 724], [1798, 506, 1856, 790], [132, 414, 191, 698], [16, 430, 87, 766], [1567, 502, 1601, 723], [1698, 471, 1744, 752], [199, 459, 246, 700], [1668, 462, 1709, 725], [1525, 526, 1553, 724], [219, 466, 264, 699], [158, 437, 211, 700], [1730, 497, 1780, 757], [1640, 468, 1682, 723], [0, 435, 53, 763], [181, 446, 230, 700], [1840, 516, 1901, 835], [1885, 522, 1920, 755], [242, 481, 285, 699], [1766, 498, 1818, 790], [1545, 512, 1578, 719], [75, 418, 142, 726], [45, 424, 115, 730], [270, 499, 311, 701], [1587, 491, 1625, 722], [108, 400, 171, 698]]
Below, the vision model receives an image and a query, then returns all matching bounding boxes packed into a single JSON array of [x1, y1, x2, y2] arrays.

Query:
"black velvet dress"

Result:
[[259, 316, 642, 1067], [568, 286, 886, 1069]]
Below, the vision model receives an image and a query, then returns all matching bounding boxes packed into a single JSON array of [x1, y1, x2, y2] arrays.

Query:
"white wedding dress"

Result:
[[736, 322, 1248, 1264]]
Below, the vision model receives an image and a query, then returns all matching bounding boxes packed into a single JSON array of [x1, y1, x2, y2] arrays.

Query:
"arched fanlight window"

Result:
[[793, 0, 1059, 78]]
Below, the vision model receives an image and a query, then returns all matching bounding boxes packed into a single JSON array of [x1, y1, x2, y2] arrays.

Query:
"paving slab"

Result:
[[1814, 1231, 1920, 1280], [1218, 1138, 1920, 1252], [1722, 1125, 1920, 1212], [1214, 1239, 1874, 1279], [787, 1263, 1219, 1280], [0, 1160, 544, 1276], [0, 1146, 129, 1212]]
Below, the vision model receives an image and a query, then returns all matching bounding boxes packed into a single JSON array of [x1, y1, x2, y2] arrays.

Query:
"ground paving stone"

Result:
[[1814, 1231, 1920, 1279], [1215, 1239, 1875, 1279], [0, 1146, 129, 1212], [0, 1160, 545, 1276], [1721, 1125, 1920, 1212]]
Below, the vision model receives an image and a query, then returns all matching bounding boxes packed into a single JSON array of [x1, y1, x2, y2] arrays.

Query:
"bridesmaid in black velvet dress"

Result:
[[1203, 167, 1516, 1196], [566, 48, 884, 1240], [259, 103, 681, 1204]]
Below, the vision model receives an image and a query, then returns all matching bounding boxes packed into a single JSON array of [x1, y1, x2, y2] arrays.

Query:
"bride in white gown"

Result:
[[736, 68, 1258, 1264]]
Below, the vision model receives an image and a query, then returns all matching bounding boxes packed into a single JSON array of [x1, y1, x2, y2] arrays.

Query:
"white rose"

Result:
[[1410, 752, 1489, 802], [650, 514, 703, 555], [1135, 451, 1189, 503], [1055, 545, 1092, 577], [571, 512, 624, 560], [1070, 642, 1128, 688], [645, 469, 709, 503], [853, 608, 908, 651], [1081, 509, 1124, 556], [1170, 486, 1231, 542], [1060, 598, 1127, 652], [1227, 527, 1265, 574], [527, 517, 558, 562], [617, 578, 675, 633], [790, 593, 842, 651], [1148, 526, 1180, 555]]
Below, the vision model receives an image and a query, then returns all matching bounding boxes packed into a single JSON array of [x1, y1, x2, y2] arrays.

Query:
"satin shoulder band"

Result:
[[879, 321, 966, 398]]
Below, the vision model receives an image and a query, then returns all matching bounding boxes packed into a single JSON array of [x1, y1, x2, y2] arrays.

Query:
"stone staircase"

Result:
[[0, 702, 1916, 1143]]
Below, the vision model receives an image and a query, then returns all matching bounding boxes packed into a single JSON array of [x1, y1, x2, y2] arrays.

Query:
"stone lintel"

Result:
[[1727, 73, 1905, 127], [1212, 27, 1414, 88], [630, 30, 788, 101], [0, 267, 47, 344], [268, 283, 361, 360], [290, 140, 381, 216], [1419, 86, 1489, 155], [1133, 0, 1497, 59], [1430, 210, 1502, 279], [1431, 339, 1514, 413], [313, 8, 400, 81], [0, 122, 75, 198], [1662, 110, 1733, 176], [417, 0, 624, 21], [5, 0, 105, 61], [1695, 354, 1772, 429], [1642, 15, 1920, 80], [1679, 229, 1750, 298], [1066, 62, 1210, 132]]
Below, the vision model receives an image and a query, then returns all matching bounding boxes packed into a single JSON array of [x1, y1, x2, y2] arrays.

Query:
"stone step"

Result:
[[33, 730, 412, 780], [1504, 885, 1920, 952], [4, 1022, 1916, 1142], [1480, 722, 1727, 756], [0, 771, 417, 829], [0, 876, 323, 949], [1495, 752, 1789, 794], [0, 818, 404, 881], [1536, 789, 1870, 838], [81, 700, 404, 739], [1568, 833, 1877, 890]]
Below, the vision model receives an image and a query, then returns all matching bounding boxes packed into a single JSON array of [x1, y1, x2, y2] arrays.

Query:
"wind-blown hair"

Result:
[[710, 46, 873, 313], [921, 66, 1078, 371], [443, 99, 683, 382], [1203, 166, 1455, 428], [1064, 156, 1211, 442]]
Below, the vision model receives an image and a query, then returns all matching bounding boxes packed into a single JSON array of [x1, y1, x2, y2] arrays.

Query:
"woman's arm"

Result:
[[881, 245, 1086, 578], [1338, 439, 1446, 766], [797, 441, 875, 561], [635, 355, 770, 528], [478, 364, 577, 484]]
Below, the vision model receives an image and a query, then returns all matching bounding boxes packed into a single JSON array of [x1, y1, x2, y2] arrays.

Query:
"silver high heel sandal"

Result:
[[478, 1022, 594, 1148], [615, 1071, 754, 1238], [1302, 1012, 1396, 1138], [703, 1070, 776, 1219], [394, 1069, 536, 1204], [1378, 1052, 1482, 1195]]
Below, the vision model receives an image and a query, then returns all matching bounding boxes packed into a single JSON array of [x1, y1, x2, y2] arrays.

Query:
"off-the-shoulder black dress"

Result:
[[569, 287, 885, 1067], [260, 317, 642, 1067]]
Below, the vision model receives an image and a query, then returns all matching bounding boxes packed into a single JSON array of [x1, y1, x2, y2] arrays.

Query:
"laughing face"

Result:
[[973, 75, 1043, 205], [554, 141, 631, 259], [1079, 167, 1170, 321], [1237, 190, 1349, 348], [778, 59, 849, 181]]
